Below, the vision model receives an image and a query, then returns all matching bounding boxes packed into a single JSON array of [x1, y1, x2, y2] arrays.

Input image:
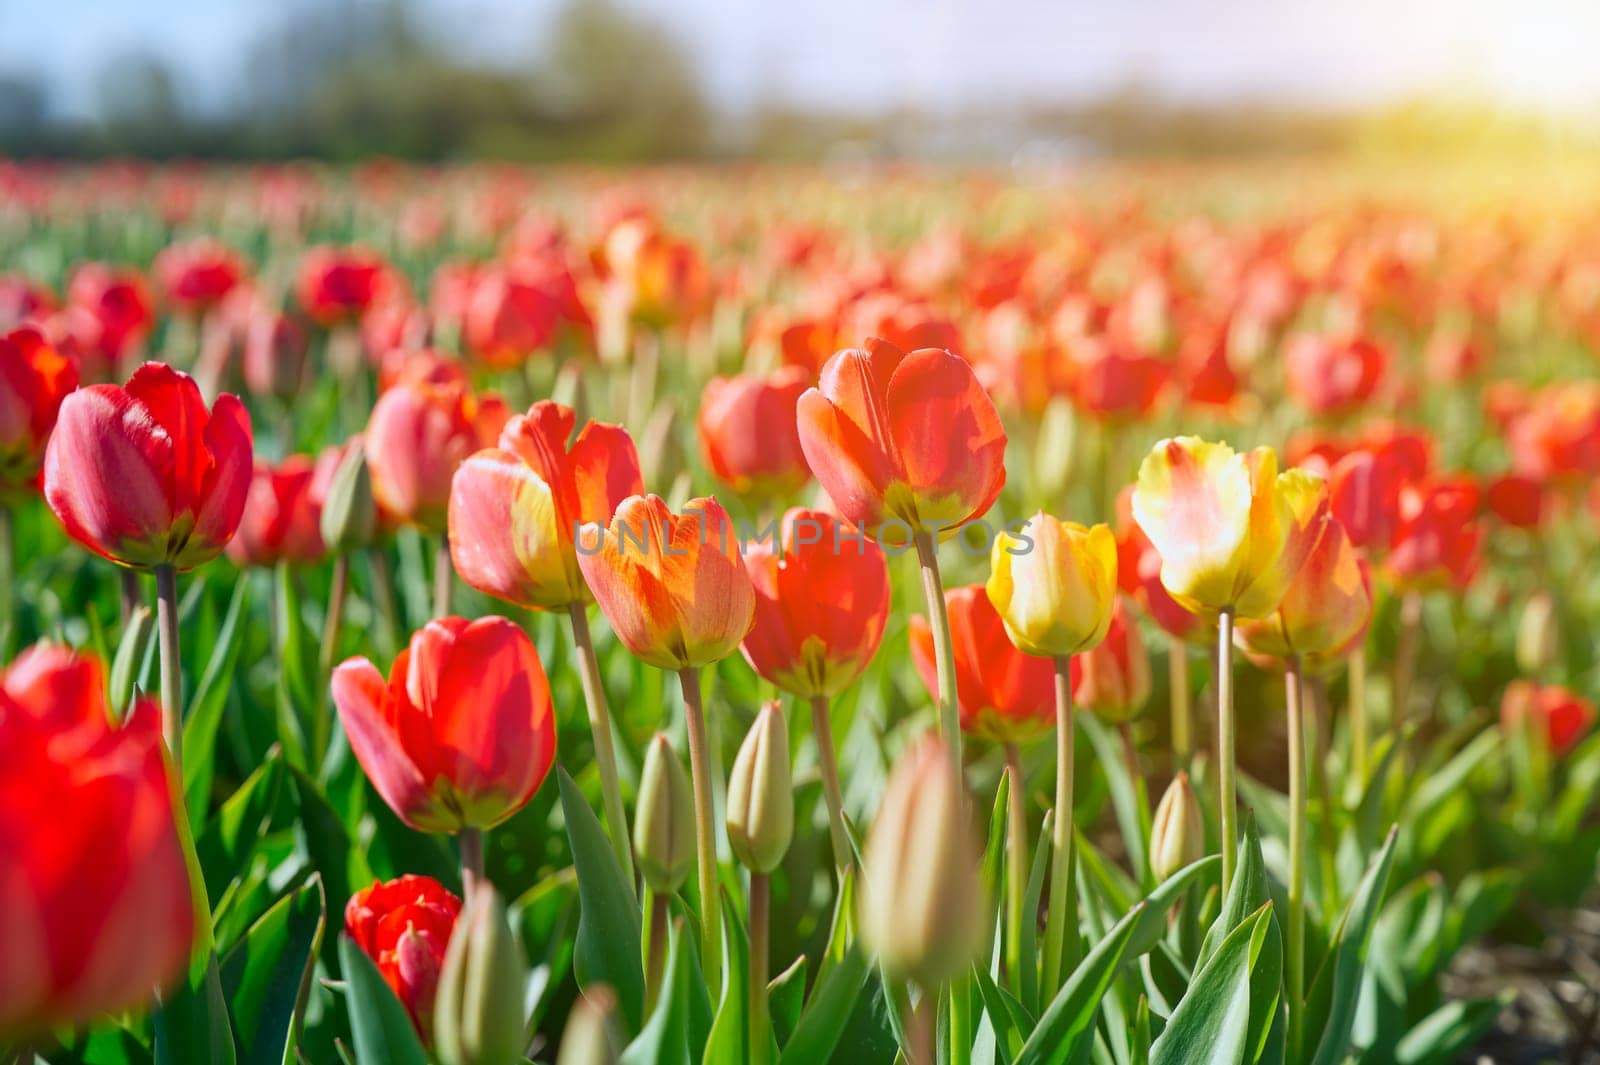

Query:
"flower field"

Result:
[[2, 160, 1598, 1064]]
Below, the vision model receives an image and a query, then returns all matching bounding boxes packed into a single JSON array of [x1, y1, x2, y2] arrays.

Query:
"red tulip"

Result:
[[449, 400, 642, 610], [44, 362, 253, 570], [1501, 681, 1596, 757], [297, 245, 389, 326], [1485, 473, 1546, 529], [226, 456, 325, 567], [1284, 334, 1385, 416], [0, 643, 194, 1034], [1066, 337, 1169, 421], [698, 368, 812, 498], [576, 494, 756, 670], [344, 875, 462, 1042], [909, 584, 1054, 744], [241, 303, 310, 403], [1386, 476, 1482, 591], [66, 263, 154, 373], [796, 338, 1006, 544], [0, 273, 54, 330], [462, 265, 561, 369], [331, 616, 557, 832], [0, 326, 77, 497], [1070, 599, 1151, 723], [741, 507, 890, 698], [365, 357, 509, 532], [154, 238, 244, 312]]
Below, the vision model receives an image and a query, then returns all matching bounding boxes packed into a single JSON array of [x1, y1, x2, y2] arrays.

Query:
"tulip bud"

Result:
[[1149, 772, 1204, 882], [986, 512, 1117, 659], [1516, 593, 1560, 675], [634, 734, 696, 893], [109, 605, 156, 719], [556, 988, 621, 1065], [434, 883, 529, 1065], [726, 703, 794, 874], [859, 734, 985, 989], [319, 443, 378, 553]]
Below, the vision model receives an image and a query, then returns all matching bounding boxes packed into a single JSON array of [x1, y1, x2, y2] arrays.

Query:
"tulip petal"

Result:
[[177, 392, 253, 570], [883, 348, 1007, 530], [449, 450, 574, 609], [332, 659, 443, 831]]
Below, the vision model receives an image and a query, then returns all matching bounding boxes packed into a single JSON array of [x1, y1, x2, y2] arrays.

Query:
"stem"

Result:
[[1002, 743, 1028, 996], [120, 567, 142, 627], [0, 506, 12, 656], [568, 603, 637, 897], [749, 872, 771, 1065], [459, 827, 484, 899], [1217, 610, 1238, 895], [366, 546, 400, 658], [1168, 633, 1191, 764], [319, 554, 349, 677], [1348, 641, 1368, 786], [1393, 591, 1422, 765], [679, 667, 723, 990], [1121, 721, 1153, 870], [912, 530, 963, 791], [1285, 657, 1306, 1062], [1308, 675, 1339, 909], [1042, 655, 1078, 997], [644, 890, 670, 1016], [156, 565, 183, 767], [905, 990, 936, 1065], [433, 534, 453, 618], [810, 694, 853, 874]]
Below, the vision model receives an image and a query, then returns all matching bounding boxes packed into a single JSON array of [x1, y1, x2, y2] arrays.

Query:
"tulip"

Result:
[[1132, 437, 1327, 894], [0, 644, 194, 1035], [345, 875, 463, 1043], [859, 734, 984, 994], [226, 456, 326, 568], [67, 263, 153, 377], [697, 368, 812, 498], [1326, 444, 1418, 555], [1516, 593, 1560, 676], [433, 883, 528, 1065], [297, 245, 389, 326], [317, 439, 379, 555], [1071, 599, 1152, 724], [634, 734, 696, 894], [986, 512, 1117, 659], [154, 238, 244, 313], [1149, 772, 1204, 882], [331, 616, 557, 839], [577, 492, 754, 981], [740, 507, 889, 871], [44, 362, 253, 572], [0, 325, 77, 498], [462, 265, 560, 369], [1501, 681, 1596, 758], [1284, 333, 1386, 416], [365, 356, 509, 535], [1237, 517, 1371, 668], [909, 585, 1055, 745], [241, 304, 310, 404], [1386, 477, 1482, 592], [556, 989, 620, 1065], [0, 273, 53, 330], [1485, 473, 1546, 530]]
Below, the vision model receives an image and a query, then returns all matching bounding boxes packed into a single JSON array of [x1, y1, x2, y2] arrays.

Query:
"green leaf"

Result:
[[183, 574, 251, 815], [1199, 816, 1268, 970], [196, 753, 287, 906], [1083, 717, 1149, 884], [337, 934, 428, 1065], [620, 919, 695, 1065], [1015, 856, 1219, 1065], [1018, 810, 1053, 1016], [1150, 905, 1277, 1065], [154, 949, 236, 1065], [779, 945, 869, 1065], [1393, 994, 1513, 1065], [704, 889, 752, 1065], [288, 763, 370, 941], [972, 961, 1034, 1064], [1305, 827, 1398, 1065], [769, 956, 807, 1049], [558, 767, 645, 1032], [110, 604, 156, 721], [221, 876, 327, 1065]]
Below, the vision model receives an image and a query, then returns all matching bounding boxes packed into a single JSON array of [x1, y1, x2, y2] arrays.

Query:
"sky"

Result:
[[5, 0, 1600, 120]]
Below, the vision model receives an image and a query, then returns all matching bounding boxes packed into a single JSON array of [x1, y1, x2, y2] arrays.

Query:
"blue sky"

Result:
[[5, 0, 1600, 120]]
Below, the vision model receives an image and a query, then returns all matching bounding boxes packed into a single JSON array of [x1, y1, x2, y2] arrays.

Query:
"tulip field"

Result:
[[3, 161, 1600, 1064]]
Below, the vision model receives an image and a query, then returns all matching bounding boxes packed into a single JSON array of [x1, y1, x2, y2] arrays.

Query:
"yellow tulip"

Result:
[[986, 512, 1117, 659]]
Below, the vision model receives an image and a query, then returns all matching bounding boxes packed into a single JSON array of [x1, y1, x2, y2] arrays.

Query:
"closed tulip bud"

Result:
[[1071, 599, 1152, 723], [859, 734, 985, 989], [1149, 772, 1204, 882], [331, 617, 557, 833], [556, 988, 621, 1065], [1237, 518, 1372, 667], [726, 703, 794, 874], [1132, 437, 1328, 621], [634, 733, 696, 893], [910, 585, 1054, 744], [987, 512, 1117, 658], [434, 883, 528, 1065], [796, 338, 1006, 545], [575, 494, 755, 670], [43, 362, 253, 571], [1516, 593, 1561, 675], [317, 440, 379, 553], [345, 875, 462, 1043]]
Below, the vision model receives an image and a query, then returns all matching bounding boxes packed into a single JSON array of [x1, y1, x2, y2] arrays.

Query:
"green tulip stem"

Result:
[[366, 546, 401, 659], [749, 871, 772, 1065], [912, 530, 963, 792], [1349, 641, 1368, 785], [1042, 655, 1078, 998], [1393, 590, 1423, 764], [568, 602, 637, 899], [120, 567, 142, 627], [643, 889, 670, 1017], [155, 564, 183, 767], [1002, 743, 1029, 996], [433, 533, 453, 618], [1217, 609, 1238, 895], [811, 694, 853, 875], [1285, 655, 1307, 1061], [1169, 633, 1192, 764], [678, 666, 723, 990], [319, 553, 349, 679], [460, 827, 485, 899]]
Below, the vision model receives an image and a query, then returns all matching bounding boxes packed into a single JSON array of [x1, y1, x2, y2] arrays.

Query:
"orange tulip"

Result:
[[0, 644, 194, 1034], [1070, 599, 1151, 723], [796, 338, 1006, 544], [740, 507, 890, 698], [1237, 517, 1373, 666], [697, 368, 812, 498], [449, 401, 642, 611], [331, 616, 557, 833], [364, 356, 509, 532], [575, 494, 755, 670], [910, 585, 1054, 745]]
